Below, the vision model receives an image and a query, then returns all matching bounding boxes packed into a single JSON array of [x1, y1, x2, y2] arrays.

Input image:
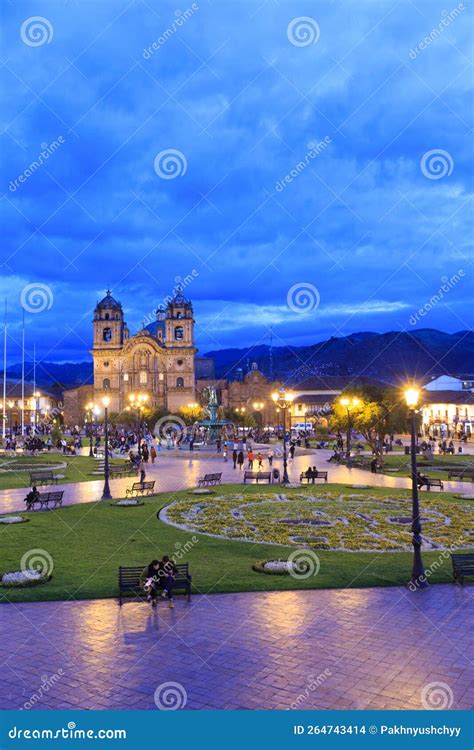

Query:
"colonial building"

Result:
[[91, 288, 196, 414], [420, 375, 474, 438]]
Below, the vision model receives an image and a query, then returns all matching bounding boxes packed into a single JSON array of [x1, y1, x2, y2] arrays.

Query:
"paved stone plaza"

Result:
[[1, 450, 473, 515], [0, 585, 472, 711]]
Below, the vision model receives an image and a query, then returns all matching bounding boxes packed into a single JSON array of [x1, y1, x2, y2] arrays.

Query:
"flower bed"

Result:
[[253, 559, 301, 575], [163, 491, 474, 552], [1, 570, 51, 588]]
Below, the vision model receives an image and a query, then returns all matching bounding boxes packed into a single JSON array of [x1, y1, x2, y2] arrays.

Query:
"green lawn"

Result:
[[380, 453, 474, 480], [0, 452, 127, 490], [1, 484, 471, 603]]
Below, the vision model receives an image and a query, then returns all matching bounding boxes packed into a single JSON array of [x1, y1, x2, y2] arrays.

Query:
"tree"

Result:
[[178, 405, 206, 425], [330, 385, 407, 463]]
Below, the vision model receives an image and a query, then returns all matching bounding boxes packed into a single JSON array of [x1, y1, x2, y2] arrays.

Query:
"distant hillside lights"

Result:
[[142, 4, 199, 59], [409, 270, 465, 326], [9, 137, 65, 192], [275, 137, 332, 192]]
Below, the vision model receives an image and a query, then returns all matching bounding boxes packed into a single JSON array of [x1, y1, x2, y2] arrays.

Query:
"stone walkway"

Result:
[[1, 451, 472, 514], [0, 585, 471, 710]]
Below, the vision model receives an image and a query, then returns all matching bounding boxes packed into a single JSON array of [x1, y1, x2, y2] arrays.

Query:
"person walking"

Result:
[[150, 445, 157, 464], [257, 452, 264, 470], [232, 449, 238, 469], [267, 449, 273, 467], [139, 458, 146, 484], [247, 449, 254, 469], [237, 450, 244, 471]]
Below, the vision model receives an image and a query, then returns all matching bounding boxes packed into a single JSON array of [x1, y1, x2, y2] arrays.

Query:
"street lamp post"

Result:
[[339, 396, 360, 468], [102, 396, 112, 500], [405, 387, 428, 589], [7, 400, 14, 437], [86, 401, 95, 457], [271, 389, 294, 483]]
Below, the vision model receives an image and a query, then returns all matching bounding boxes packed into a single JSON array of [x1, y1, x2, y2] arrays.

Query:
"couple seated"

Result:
[[140, 556, 177, 609], [303, 466, 319, 482]]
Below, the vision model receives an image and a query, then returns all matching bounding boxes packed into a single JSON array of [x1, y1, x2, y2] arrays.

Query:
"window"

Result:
[[123, 373, 129, 381], [103, 379, 110, 389], [139, 371, 147, 384], [103, 327, 112, 342], [175, 326, 184, 341], [105, 313, 110, 320], [103, 361, 109, 368], [177, 359, 183, 366], [176, 377, 184, 388]]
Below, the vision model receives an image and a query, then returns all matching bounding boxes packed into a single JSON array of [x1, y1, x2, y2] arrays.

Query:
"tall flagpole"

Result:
[[2, 300, 6, 440], [21, 309, 25, 436]]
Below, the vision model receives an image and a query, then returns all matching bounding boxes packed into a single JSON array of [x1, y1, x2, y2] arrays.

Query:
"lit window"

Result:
[[139, 371, 147, 384], [123, 373, 129, 381]]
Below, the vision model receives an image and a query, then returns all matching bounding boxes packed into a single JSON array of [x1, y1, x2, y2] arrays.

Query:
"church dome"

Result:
[[95, 290, 122, 311]]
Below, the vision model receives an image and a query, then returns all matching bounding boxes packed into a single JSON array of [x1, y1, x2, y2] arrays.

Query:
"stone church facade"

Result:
[[91, 289, 196, 414]]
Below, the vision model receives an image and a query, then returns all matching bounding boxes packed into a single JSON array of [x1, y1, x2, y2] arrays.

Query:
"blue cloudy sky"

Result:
[[1, 0, 472, 363]]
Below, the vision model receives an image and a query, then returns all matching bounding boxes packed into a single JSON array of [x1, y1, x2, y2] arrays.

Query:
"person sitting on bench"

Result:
[[157, 555, 178, 609], [416, 472, 428, 488], [141, 559, 160, 608], [24, 486, 40, 507], [304, 466, 313, 481]]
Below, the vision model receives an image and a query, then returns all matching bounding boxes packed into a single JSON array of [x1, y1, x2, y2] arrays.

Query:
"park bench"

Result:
[[416, 474, 444, 491], [448, 468, 474, 482], [118, 563, 192, 605], [125, 480, 156, 498], [451, 553, 474, 586], [29, 470, 59, 487], [197, 472, 222, 487], [299, 470, 329, 483], [98, 463, 138, 478], [244, 471, 272, 484], [26, 490, 64, 511]]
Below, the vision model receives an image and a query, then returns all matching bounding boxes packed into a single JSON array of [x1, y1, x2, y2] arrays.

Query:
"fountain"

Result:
[[196, 386, 233, 443]]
